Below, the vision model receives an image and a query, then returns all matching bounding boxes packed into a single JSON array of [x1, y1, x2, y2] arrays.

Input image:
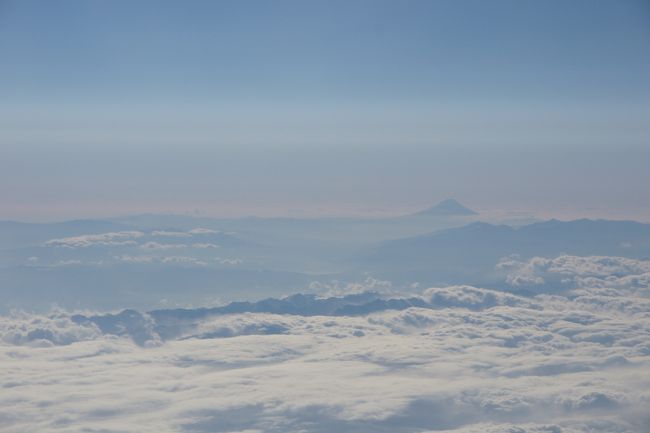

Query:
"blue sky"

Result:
[[1, 0, 649, 220], [2, 0, 649, 103]]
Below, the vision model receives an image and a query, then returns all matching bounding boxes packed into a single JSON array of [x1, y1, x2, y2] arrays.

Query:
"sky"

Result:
[[1, 0, 649, 221]]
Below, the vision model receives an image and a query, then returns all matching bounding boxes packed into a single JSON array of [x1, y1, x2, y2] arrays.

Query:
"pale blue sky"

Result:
[[1, 0, 649, 220]]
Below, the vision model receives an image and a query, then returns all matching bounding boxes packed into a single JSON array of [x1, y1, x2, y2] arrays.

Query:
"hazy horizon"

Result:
[[2, 0, 649, 222], [3, 197, 650, 225]]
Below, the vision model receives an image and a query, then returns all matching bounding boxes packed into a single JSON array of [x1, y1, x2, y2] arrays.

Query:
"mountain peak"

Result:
[[413, 198, 477, 216]]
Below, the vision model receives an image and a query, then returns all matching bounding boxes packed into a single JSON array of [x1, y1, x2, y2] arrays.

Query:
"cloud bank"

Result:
[[1, 256, 649, 432]]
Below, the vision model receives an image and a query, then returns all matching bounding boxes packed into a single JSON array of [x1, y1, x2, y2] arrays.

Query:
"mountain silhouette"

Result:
[[412, 198, 477, 216]]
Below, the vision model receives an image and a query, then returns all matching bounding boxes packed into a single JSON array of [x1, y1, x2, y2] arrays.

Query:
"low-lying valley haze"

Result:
[[1, 1, 650, 432]]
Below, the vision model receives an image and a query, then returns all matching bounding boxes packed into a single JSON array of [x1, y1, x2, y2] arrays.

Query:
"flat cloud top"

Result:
[[1, 256, 650, 433]]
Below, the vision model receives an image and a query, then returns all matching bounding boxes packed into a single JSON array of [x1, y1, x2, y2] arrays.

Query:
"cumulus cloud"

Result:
[[497, 255, 650, 292], [44, 231, 144, 248], [0, 310, 102, 346]]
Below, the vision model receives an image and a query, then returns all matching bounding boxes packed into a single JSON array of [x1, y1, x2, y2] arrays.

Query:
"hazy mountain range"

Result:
[[2, 202, 650, 433], [1, 200, 649, 311]]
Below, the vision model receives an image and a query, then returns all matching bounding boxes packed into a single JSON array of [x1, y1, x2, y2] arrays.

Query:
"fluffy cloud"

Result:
[[497, 255, 650, 292], [0, 310, 102, 347], [1, 269, 649, 433]]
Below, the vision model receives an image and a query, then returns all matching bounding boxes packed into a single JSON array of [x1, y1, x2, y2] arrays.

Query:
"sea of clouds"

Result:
[[1, 255, 649, 433]]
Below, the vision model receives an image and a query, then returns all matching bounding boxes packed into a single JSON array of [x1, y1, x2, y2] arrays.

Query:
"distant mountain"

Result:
[[0, 265, 317, 312], [360, 218, 650, 285], [69, 286, 531, 344], [371, 218, 650, 261], [411, 199, 477, 216]]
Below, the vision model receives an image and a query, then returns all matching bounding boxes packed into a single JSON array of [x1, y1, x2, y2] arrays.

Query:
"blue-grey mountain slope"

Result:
[[360, 219, 650, 286]]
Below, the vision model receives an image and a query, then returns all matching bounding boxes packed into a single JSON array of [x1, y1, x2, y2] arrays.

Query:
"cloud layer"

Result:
[[1, 256, 649, 432]]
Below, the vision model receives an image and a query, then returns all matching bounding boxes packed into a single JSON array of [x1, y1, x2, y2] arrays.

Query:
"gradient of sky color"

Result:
[[1, 0, 649, 221]]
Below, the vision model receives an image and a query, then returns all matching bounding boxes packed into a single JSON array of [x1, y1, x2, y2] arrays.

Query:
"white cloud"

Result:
[[150, 228, 221, 237], [497, 255, 650, 292], [151, 230, 192, 237], [308, 276, 394, 297], [138, 242, 219, 250], [0, 310, 102, 346], [191, 243, 219, 249], [139, 242, 188, 250], [215, 257, 242, 265], [1, 272, 649, 432], [52, 259, 84, 267], [45, 231, 144, 248], [115, 254, 155, 264], [115, 255, 209, 267], [188, 228, 220, 235], [160, 256, 208, 266], [422, 285, 538, 310]]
